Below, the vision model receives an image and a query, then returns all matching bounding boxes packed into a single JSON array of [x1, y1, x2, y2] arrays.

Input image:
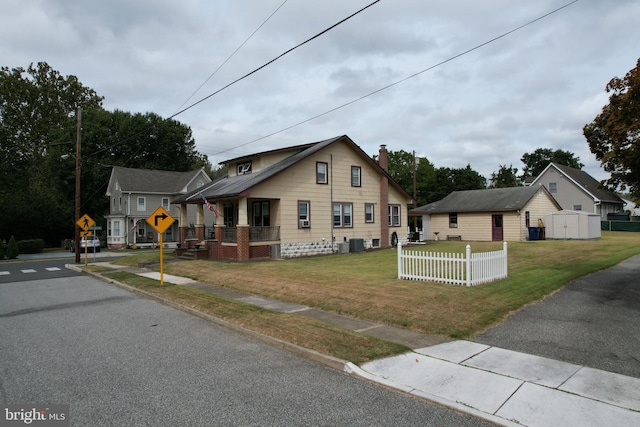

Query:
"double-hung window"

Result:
[[333, 202, 353, 228], [388, 205, 401, 226], [449, 213, 458, 228], [548, 182, 557, 194], [365, 203, 374, 223], [137, 197, 145, 212], [298, 201, 310, 228], [316, 162, 328, 184], [351, 166, 361, 187]]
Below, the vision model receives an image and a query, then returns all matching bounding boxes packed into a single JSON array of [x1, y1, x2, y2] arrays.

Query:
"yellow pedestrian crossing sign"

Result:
[[77, 214, 95, 231], [146, 206, 175, 234]]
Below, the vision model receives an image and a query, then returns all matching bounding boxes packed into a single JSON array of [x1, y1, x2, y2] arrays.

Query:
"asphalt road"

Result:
[[475, 253, 640, 379], [0, 274, 492, 426]]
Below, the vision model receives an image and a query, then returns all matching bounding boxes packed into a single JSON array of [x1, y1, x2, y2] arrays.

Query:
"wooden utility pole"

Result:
[[413, 151, 417, 230], [74, 107, 82, 263]]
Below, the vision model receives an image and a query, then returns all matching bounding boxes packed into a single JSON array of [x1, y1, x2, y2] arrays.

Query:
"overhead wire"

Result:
[[169, 0, 382, 119], [209, 0, 580, 157], [173, 0, 289, 114], [84, 0, 380, 160]]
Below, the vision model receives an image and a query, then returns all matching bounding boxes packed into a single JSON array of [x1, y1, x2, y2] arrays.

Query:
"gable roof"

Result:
[[410, 186, 560, 215], [531, 163, 624, 204], [176, 135, 412, 203], [106, 166, 209, 195]]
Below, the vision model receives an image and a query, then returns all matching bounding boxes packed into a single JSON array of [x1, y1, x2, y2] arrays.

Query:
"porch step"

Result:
[[178, 250, 196, 260]]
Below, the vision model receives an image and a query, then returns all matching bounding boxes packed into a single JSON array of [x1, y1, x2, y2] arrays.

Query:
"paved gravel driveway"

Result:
[[475, 253, 640, 378]]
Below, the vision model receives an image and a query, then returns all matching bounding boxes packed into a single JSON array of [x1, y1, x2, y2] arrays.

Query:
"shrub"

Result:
[[0, 238, 4, 260], [17, 239, 45, 254], [7, 235, 19, 259]]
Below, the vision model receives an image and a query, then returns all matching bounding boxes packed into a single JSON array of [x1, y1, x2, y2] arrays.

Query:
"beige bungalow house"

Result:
[[531, 163, 624, 219], [409, 186, 561, 242], [173, 135, 413, 260], [105, 166, 213, 249]]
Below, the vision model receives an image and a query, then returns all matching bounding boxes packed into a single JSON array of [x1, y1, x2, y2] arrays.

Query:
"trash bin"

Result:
[[528, 227, 539, 241], [538, 227, 545, 240]]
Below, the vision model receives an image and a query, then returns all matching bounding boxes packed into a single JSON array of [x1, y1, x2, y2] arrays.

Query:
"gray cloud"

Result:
[[2, 0, 639, 184]]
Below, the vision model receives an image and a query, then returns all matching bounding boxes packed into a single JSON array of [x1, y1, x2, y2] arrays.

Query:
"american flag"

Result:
[[201, 194, 219, 217]]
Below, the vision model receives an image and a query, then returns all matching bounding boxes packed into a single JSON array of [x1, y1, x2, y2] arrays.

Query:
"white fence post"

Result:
[[503, 241, 508, 278], [397, 243, 403, 279], [465, 245, 471, 286]]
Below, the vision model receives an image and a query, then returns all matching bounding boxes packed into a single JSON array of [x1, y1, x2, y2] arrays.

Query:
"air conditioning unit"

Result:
[[300, 220, 310, 228]]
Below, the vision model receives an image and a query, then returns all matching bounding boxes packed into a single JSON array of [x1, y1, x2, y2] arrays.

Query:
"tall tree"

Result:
[[0, 62, 213, 245], [0, 62, 103, 244], [520, 148, 584, 179], [422, 165, 486, 204], [584, 58, 640, 201], [373, 149, 436, 207], [490, 164, 520, 188]]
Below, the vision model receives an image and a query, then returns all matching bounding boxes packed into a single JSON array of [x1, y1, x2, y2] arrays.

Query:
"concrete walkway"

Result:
[[79, 262, 640, 426]]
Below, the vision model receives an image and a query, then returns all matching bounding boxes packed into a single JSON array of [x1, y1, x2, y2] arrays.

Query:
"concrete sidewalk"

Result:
[[351, 341, 640, 426], [81, 262, 640, 426]]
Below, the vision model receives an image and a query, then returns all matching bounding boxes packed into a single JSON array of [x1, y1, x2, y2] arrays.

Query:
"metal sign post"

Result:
[[77, 214, 95, 266], [146, 206, 175, 285]]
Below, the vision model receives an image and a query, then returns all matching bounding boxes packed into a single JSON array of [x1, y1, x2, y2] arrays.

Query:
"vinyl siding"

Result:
[[537, 168, 595, 213], [250, 140, 409, 244], [427, 190, 560, 242]]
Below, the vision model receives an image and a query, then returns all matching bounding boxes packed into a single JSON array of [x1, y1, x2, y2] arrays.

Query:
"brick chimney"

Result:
[[379, 144, 388, 172]]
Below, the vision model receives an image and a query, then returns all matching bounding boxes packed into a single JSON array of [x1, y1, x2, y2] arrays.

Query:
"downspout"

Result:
[[330, 154, 334, 252]]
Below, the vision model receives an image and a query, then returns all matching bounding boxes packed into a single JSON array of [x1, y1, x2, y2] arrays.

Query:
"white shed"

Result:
[[544, 210, 601, 240]]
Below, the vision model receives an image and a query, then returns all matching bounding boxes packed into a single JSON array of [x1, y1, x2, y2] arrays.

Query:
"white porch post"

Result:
[[179, 204, 188, 227], [196, 203, 204, 226], [238, 197, 249, 226]]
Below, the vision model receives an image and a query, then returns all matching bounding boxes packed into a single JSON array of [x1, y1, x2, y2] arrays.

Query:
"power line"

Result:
[[170, 0, 382, 119], [173, 0, 289, 114], [210, 0, 580, 158], [84, 1, 380, 161]]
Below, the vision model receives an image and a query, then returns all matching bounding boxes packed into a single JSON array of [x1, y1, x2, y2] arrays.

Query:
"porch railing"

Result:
[[250, 226, 280, 242], [222, 226, 280, 243]]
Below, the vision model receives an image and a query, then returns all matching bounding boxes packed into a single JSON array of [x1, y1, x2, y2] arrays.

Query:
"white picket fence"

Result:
[[397, 242, 508, 286]]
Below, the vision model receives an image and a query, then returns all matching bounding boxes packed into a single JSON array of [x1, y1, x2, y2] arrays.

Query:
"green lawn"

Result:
[[158, 232, 640, 338]]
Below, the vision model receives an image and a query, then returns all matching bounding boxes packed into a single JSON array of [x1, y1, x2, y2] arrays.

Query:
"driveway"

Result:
[[474, 253, 640, 378]]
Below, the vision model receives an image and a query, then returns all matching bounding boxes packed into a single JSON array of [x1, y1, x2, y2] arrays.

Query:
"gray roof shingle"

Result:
[[176, 135, 411, 203], [110, 166, 204, 194], [543, 163, 624, 204], [410, 186, 558, 215]]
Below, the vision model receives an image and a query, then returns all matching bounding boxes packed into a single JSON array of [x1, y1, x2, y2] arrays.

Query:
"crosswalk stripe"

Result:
[[0, 271, 9, 275], [21, 269, 37, 273], [46, 267, 61, 271]]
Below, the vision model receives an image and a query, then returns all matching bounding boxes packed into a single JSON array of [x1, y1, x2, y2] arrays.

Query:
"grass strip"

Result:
[[102, 270, 409, 365]]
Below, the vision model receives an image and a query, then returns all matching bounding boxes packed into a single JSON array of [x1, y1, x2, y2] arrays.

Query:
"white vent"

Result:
[[300, 220, 310, 228]]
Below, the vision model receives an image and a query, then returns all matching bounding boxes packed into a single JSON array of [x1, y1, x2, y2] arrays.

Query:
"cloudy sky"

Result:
[[3, 0, 639, 182]]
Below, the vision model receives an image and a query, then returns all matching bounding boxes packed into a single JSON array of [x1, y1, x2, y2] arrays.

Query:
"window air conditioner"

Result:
[[300, 220, 310, 228]]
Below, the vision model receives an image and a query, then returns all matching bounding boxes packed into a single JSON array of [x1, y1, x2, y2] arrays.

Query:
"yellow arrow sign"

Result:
[[77, 214, 95, 231], [80, 231, 93, 237], [146, 206, 175, 234]]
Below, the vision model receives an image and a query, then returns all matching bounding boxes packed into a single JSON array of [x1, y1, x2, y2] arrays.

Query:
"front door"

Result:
[[492, 214, 503, 241]]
